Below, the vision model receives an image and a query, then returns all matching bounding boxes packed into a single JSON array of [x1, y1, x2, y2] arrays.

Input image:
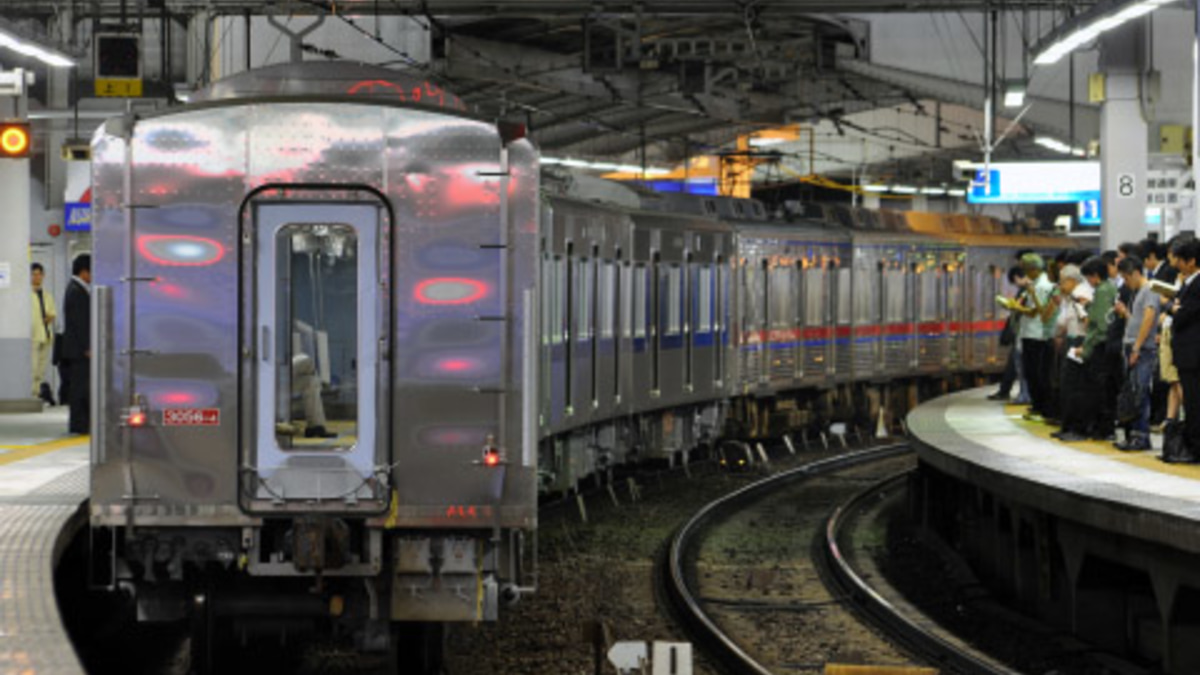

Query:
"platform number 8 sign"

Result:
[[1117, 173, 1136, 199]]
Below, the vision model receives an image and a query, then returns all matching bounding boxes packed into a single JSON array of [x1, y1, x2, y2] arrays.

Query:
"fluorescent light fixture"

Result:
[[947, 189, 967, 197], [1035, 136, 1087, 157], [1034, 0, 1182, 66], [0, 27, 76, 68], [921, 187, 947, 196], [891, 186, 919, 194], [1003, 81, 1027, 109], [748, 136, 786, 147], [862, 184, 889, 193], [540, 155, 670, 175]]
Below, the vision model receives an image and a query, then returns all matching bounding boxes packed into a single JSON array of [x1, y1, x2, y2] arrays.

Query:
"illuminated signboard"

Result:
[[968, 161, 1100, 205]]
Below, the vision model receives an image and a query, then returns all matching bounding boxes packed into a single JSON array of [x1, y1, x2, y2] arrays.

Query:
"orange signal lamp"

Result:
[[126, 408, 147, 427], [0, 124, 30, 157], [483, 448, 501, 467]]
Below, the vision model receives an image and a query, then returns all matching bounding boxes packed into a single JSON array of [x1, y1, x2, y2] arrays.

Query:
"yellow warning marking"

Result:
[[0, 436, 88, 466], [1003, 404, 1200, 479]]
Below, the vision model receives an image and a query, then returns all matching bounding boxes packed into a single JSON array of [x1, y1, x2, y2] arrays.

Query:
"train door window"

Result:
[[578, 256, 593, 342], [613, 252, 623, 403], [267, 222, 363, 451], [633, 262, 647, 339], [698, 265, 713, 334], [805, 263, 824, 325], [761, 259, 770, 331], [919, 266, 938, 321], [565, 243, 574, 411], [772, 264, 789, 330], [651, 252, 662, 393], [714, 256, 725, 384], [600, 260, 616, 339], [667, 264, 682, 336], [590, 247, 601, 405], [837, 265, 851, 324]]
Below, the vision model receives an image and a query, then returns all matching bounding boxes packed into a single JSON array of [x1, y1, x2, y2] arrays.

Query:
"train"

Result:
[[85, 61, 1077, 668]]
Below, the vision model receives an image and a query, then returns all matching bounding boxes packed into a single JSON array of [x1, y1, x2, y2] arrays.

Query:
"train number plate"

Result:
[[162, 408, 221, 426]]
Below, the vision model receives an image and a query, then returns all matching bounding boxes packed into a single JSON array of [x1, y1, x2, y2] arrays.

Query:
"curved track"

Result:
[[821, 473, 1020, 675], [662, 443, 1018, 675]]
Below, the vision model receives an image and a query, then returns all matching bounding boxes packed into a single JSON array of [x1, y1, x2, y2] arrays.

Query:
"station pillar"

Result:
[[1098, 21, 1149, 250], [0, 69, 36, 412]]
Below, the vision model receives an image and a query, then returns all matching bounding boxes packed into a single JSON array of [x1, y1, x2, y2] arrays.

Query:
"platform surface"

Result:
[[908, 387, 1200, 556], [0, 407, 89, 675]]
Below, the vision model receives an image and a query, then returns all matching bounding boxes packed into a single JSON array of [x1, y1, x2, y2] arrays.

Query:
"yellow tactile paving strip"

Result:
[[1002, 404, 1200, 479], [0, 436, 88, 467]]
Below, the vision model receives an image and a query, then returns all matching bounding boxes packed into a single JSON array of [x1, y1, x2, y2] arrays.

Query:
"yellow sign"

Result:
[[1088, 73, 1106, 104], [95, 78, 142, 98]]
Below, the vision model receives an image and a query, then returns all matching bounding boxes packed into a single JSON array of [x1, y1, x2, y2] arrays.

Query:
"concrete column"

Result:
[[863, 193, 881, 209], [1194, 4, 1199, 235], [0, 76, 35, 411], [1099, 22, 1149, 250]]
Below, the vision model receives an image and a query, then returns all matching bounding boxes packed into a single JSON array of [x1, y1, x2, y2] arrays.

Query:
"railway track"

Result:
[[661, 443, 1019, 675]]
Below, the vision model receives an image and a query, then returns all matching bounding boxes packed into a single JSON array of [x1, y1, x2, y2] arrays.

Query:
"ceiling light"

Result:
[[1003, 81, 1027, 109], [0, 26, 76, 68], [748, 137, 786, 147], [862, 184, 889, 193], [921, 187, 947, 196], [891, 186, 919, 194], [947, 189, 967, 197], [1033, 0, 1181, 66]]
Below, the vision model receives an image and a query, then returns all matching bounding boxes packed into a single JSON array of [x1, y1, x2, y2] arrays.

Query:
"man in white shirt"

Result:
[[29, 263, 57, 405]]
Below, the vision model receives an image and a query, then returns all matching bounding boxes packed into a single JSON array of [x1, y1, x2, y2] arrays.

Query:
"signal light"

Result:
[[480, 434, 503, 467], [125, 406, 147, 427], [0, 123, 29, 158]]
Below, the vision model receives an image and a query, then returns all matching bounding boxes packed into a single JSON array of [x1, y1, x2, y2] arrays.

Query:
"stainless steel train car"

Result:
[[89, 63, 539, 664], [86, 60, 1079, 666], [535, 179, 1079, 493]]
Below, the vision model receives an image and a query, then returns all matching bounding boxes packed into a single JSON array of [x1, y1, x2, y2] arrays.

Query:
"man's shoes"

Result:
[[304, 425, 337, 439], [987, 392, 1009, 401], [1115, 438, 1151, 451], [1023, 412, 1044, 422], [1090, 433, 1116, 442], [1051, 431, 1069, 440], [1056, 432, 1089, 442]]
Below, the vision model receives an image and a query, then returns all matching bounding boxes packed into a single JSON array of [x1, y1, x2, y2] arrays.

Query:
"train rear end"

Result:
[[87, 64, 539, 660]]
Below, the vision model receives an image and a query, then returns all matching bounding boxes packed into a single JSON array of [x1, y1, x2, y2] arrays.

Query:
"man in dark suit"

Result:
[[62, 254, 91, 435], [1169, 239, 1200, 459], [1142, 239, 1179, 284]]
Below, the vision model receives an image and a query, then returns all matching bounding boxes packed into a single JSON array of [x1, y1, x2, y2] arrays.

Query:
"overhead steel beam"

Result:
[[0, 1, 1101, 18], [837, 58, 1100, 143]]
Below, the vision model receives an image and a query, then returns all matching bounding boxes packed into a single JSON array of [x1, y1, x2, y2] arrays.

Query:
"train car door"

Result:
[[249, 202, 385, 507]]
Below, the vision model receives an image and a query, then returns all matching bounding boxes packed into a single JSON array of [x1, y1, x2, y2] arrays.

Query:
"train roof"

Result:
[[189, 61, 468, 112]]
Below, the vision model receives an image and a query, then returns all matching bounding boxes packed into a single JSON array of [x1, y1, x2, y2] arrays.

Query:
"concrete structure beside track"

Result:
[[908, 388, 1200, 674]]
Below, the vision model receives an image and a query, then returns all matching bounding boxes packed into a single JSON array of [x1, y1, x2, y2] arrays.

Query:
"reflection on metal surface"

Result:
[[413, 277, 489, 305], [137, 234, 226, 266]]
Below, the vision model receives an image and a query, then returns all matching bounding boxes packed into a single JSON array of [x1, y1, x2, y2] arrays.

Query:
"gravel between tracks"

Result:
[[443, 446, 913, 675]]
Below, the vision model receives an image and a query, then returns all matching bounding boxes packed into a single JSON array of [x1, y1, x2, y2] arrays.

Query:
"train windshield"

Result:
[[273, 223, 360, 450]]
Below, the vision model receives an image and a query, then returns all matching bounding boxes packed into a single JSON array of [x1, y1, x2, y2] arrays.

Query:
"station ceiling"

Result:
[[6, 0, 1100, 181]]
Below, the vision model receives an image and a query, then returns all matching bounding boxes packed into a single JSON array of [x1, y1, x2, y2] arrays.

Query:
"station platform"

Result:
[[0, 407, 89, 674], [908, 387, 1200, 555]]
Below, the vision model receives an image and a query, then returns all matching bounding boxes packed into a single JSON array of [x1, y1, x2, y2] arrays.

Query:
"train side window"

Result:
[[272, 223, 359, 450]]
